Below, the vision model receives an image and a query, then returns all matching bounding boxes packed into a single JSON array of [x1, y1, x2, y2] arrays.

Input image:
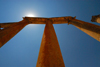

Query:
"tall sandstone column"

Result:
[[36, 21, 65, 67], [0, 21, 28, 47]]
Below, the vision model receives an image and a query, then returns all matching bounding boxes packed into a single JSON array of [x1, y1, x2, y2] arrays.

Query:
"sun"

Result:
[[26, 14, 35, 17]]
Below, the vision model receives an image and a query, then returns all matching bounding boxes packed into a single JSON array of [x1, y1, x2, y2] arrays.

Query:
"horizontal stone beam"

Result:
[[23, 16, 75, 24]]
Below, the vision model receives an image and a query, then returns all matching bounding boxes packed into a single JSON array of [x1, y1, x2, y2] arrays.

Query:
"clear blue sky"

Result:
[[0, 0, 100, 67]]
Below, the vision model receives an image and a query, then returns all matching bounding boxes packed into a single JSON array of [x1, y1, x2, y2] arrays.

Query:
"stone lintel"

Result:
[[23, 16, 74, 24]]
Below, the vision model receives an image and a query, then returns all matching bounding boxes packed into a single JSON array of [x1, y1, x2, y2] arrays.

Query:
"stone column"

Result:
[[0, 20, 28, 48], [70, 19, 100, 42], [91, 14, 100, 23], [36, 21, 65, 67]]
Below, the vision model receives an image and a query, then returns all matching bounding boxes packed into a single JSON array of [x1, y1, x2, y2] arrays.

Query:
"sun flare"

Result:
[[26, 14, 35, 17]]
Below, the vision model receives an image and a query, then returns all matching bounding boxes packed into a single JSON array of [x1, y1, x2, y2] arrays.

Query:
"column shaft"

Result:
[[36, 21, 65, 67], [70, 19, 100, 41], [0, 21, 28, 48]]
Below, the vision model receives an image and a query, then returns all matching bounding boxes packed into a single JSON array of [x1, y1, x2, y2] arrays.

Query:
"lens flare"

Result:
[[26, 14, 35, 17]]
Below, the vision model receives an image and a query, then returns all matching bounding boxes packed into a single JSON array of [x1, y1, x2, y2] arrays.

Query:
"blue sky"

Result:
[[0, 0, 100, 67]]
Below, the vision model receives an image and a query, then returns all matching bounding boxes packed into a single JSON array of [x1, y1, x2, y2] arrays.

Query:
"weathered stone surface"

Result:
[[0, 22, 17, 28], [91, 14, 100, 23], [96, 18, 100, 23], [70, 19, 100, 41], [0, 20, 28, 48], [23, 16, 74, 24], [36, 21, 65, 67]]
